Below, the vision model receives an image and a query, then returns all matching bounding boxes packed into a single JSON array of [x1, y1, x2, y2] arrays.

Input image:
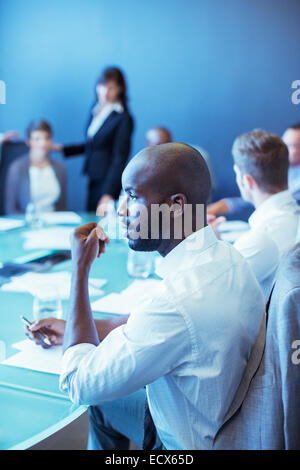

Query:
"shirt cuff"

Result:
[[59, 343, 96, 393]]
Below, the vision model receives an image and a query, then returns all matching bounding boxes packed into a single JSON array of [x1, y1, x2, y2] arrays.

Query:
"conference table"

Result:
[[0, 213, 139, 450]]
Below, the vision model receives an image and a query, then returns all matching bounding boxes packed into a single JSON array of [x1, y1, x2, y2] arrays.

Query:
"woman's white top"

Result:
[[29, 165, 61, 212], [87, 102, 123, 138]]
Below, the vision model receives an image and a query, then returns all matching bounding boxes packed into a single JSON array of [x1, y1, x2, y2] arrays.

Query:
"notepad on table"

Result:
[[0, 218, 25, 232], [1, 271, 106, 299], [39, 212, 82, 225], [91, 279, 161, 315], [22, 227, 74, 250], [2, 339, 62, 375]]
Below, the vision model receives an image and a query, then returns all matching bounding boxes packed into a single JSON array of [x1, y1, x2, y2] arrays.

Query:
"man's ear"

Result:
[[169, 193, 187, 218], [244, 174, 255, 190]]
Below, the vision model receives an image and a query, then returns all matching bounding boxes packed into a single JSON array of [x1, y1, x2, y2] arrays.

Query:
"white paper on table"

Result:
[[22, 227, 74, 250], [218, 220, 249, 233], [91, 279, 161, 315], [0, 218, 25, 231], [39, 212, 82, 225], [218, 220, 250, 243], [2, 271, 107, 299], [2, 339, 62, 375]]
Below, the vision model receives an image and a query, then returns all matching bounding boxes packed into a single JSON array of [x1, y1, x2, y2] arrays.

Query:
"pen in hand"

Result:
[[21, 315, 52, 346]]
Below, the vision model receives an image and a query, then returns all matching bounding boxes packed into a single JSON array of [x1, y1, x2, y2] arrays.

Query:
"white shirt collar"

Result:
[[156, 225, 217, 279], [92, 101, 123, 116], [248, 190, 299, 229]]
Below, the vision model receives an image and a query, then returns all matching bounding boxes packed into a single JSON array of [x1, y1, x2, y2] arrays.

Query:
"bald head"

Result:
[[123, 142, 211, 205], [146, 127, 173, 146]]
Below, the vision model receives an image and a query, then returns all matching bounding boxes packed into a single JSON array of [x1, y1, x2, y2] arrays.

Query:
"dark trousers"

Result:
[[87, 179, 105, 212], [87, 389, 163, 450]]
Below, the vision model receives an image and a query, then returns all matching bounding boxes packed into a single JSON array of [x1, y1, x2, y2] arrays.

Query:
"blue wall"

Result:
[[1, 0, 300, 210]]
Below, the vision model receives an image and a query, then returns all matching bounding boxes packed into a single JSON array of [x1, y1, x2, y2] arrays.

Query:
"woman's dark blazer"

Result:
[[5, 154, 67, 214], [63, 108, 134, 200]]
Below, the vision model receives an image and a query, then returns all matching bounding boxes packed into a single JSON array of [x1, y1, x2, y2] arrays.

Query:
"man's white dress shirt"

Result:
[[234, 190, 300, 299], [60, 225, 264, 450]]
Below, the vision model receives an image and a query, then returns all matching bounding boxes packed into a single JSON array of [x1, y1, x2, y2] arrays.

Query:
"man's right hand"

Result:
[[25, 318, 66, 349]]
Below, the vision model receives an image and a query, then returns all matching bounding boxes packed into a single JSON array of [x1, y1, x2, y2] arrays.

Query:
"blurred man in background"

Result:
[[208, 123, 300, 216]]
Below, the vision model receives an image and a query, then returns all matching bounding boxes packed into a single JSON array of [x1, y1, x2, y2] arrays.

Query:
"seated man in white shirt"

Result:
[[227, 129, 300, 300], [27, 143, 265, 450]]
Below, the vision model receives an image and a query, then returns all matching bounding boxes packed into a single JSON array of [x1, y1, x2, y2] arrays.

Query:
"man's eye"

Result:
[[129, 194, 137, 200]]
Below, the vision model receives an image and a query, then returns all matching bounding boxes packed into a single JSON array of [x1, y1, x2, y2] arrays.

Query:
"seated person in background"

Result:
[[27, 143, 265, 450], [208, 122, 300, 216], [5, 120, 67, 214], [145, 125, 217, 200], [227, 129, 300, 300], [145, 126, 173, 146]]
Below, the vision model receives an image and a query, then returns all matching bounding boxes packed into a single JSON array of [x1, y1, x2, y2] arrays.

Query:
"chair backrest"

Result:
[[0, 141, 28, 215], [214, 243, 300, 450]]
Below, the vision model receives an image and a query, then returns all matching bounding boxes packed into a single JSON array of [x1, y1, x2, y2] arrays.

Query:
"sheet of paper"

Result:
[[2, 339, 62, 375], [218, 220, 250, 243], [2, 271, 107, 299], [22, 227, 74, 250], [0, 218, 24, 232], [39, 212, 82, 225], [218, 220, 249, 233], [91, 279, 161, 314]]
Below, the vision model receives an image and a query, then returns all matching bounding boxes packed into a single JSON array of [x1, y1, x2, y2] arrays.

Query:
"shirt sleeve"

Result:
[[59, 297, 190, 405], [223, 197, 252, 214]]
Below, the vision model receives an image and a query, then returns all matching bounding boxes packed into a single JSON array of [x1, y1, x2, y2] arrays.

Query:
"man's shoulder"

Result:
[[162, 241, 254, 303]]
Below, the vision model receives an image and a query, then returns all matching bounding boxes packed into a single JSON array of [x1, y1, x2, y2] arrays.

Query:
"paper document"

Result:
[[218, 220, 249, 232], [2, 271, 107, 299], [0, 218, 24, 232], [39, 212, 82, 225], [2, 339, 62, 375], [218, 220, 249, 243], [91, 279, 161, 315], [22, 227, 74, 250]]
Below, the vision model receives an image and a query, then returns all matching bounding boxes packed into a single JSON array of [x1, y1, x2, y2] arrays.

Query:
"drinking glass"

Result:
[[127, 250, 153, 279], [33, 293, 63, 321]]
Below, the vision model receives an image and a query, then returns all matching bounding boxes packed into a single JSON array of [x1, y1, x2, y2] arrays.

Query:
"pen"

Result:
[[20, 315, 51, 346]]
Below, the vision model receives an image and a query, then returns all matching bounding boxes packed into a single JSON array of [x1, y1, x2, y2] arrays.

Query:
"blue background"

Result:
[[0, 0, 299, 210]]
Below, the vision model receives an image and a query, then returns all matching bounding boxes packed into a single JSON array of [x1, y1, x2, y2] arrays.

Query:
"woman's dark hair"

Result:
[[26, 119, 53, 138], [97, 66, 128, 110]]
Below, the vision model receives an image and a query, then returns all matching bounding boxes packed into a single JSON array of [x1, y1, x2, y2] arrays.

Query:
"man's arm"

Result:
[[27, 315, 129, 348], [62, 223, 110, 353]]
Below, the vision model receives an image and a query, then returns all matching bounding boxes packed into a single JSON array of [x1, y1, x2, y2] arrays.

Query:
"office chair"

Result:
[[0, 141, 28, 215], [214, 243, 300, 450]]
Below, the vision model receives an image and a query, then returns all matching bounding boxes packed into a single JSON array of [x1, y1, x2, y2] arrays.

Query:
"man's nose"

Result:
[[117, 195, 129, 217]]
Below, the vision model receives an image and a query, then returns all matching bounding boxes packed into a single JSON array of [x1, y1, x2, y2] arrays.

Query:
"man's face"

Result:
[[118, 165, 168, 252], [282, 128, 300, 166]]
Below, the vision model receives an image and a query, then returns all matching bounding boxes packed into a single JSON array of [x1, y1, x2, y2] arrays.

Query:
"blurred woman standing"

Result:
[[54, 67, 134, 213]]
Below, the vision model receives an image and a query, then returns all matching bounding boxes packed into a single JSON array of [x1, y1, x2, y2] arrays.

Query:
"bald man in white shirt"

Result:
[[28, 143, 265, 450]]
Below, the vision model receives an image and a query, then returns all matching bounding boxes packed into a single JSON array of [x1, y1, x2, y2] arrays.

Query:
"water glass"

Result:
[[33, 295, 63, 321], [127, 250, 153, 279]]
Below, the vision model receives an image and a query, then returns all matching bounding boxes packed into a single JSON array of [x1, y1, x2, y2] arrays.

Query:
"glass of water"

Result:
[[33, 291, 63, 321], [127, 250, 153, 279]]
